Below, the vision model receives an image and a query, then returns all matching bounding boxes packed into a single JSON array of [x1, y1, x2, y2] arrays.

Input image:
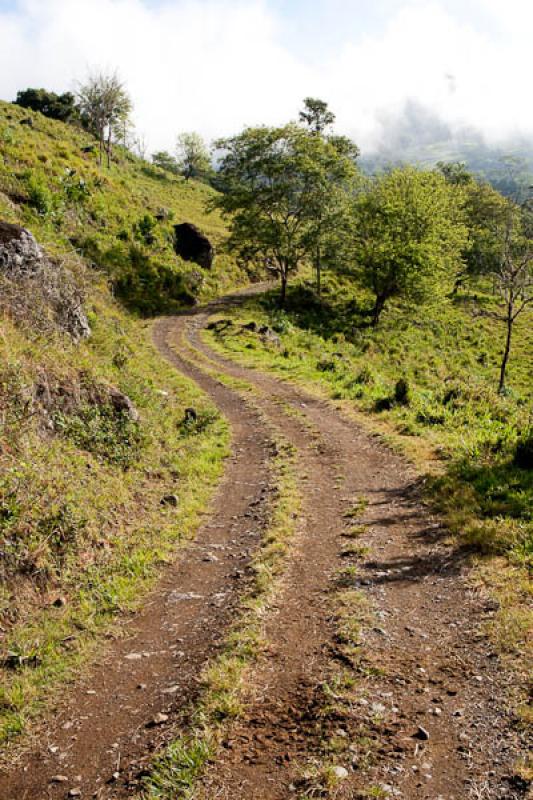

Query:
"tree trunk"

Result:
[[315, 244, 321, 297], [279, 271, 288, 308], [371, 294, 386, 328], [98, 128, 104, 167], [498, 312, 513, 393], [106, 127, 112, 169]]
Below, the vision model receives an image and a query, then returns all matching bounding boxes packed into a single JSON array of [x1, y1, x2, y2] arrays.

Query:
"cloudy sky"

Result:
[[0, 0, 531, 154]]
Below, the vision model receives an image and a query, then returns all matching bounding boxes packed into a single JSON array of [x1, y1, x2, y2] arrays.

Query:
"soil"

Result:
[[0, 289, 529, 800]]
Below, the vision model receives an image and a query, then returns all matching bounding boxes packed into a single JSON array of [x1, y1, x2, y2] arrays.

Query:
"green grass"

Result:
[[0, 303, 230, 745], [204, 274, 532, 567], [0, 100, 247, 747], [0, 100, 246, 313]]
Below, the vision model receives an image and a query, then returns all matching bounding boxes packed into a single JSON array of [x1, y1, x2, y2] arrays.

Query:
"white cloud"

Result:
[[0, 0, 532, 154]]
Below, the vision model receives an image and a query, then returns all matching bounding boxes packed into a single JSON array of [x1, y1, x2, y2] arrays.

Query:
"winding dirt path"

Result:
[[0, 291, 527, 800]]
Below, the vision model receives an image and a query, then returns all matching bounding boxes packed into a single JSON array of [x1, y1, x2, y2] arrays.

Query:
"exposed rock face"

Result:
[[0, 221, 91, 341], [0, 221, 44, 277], [174, 222, 214, 269]]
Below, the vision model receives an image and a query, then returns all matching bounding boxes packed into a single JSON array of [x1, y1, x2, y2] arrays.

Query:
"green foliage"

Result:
[[213, 123, 358, 304], [60, 168, 91, 205], [0, 99, 244, 312], [178, 409, 219, 437], [176, 132, 211, 182], [15, 88, 78, 123], [351, 167, 468, 325], [299, 97, 336, 135], [53, 405, 144, 468], [26, 172, 57, 217], [151, 150, 180, 175], [134, 213, 157, 245]]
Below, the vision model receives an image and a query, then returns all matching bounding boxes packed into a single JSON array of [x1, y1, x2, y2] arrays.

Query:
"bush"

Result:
[[394, 377, 410, 405], [134, 214, 156, 246], [53, 404, 144, 468], [26, 174, 56, 216]]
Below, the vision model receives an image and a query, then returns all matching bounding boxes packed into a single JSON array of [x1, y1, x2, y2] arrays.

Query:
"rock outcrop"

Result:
[[0, 221, 91, 341], [173, 222, 214, 269], [0, 221, 44, 277]]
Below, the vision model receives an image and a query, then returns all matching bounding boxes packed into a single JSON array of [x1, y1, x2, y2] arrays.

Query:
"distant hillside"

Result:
[[0, 100, 243, 313], [360, 102, 533, 201]]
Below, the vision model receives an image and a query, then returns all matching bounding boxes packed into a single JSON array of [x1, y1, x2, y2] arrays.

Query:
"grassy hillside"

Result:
[[0, 103, 237, 745], [0, 100, 244, 312]]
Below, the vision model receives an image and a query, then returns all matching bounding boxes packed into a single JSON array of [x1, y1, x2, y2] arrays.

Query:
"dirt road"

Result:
[[1, 292, 527, 799]]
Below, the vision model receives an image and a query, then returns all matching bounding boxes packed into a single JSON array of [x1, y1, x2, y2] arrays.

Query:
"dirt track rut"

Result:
[[0, 292, 527, 800]]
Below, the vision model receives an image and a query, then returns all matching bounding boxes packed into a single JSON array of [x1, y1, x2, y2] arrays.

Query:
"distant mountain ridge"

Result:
[[359, 101, 533, 201]]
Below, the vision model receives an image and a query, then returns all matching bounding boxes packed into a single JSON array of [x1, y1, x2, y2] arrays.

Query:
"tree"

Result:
[[15, 88, 78, 123], [77, 71, 132, 167], [151, 150, 180, 174], [297, 98, 360, 294], [438, 162, 510, 287], [213, 124, 356, 305], [176, 132, 211, 181], [299, 97, 335, 135], [352, 167, 468, 327], [303, 141, 359, 295], [479, 212, 533, 392]]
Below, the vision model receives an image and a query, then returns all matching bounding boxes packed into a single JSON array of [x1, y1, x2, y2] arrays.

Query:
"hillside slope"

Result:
[[0, 103, 238, 745], [0, 100, 244, 312]]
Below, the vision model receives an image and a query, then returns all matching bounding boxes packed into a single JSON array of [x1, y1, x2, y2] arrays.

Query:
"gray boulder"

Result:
[[0, 221, 91, 341], [0, 221, 44, 277]]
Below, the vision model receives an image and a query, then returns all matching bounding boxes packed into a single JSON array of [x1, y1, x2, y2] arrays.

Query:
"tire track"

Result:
[[173, 308, 527, 800], [0, 315, 275, 799]]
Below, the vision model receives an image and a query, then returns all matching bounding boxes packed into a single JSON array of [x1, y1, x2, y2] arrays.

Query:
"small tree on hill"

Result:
[[352, 167, 468, 326], [152, 150, 180, 174], [482, 214, 532, 392], [77, 71, 132, 167], [176, 132, 211, 181], [15, 88, 78, 123], [212, 124, 357, 306]]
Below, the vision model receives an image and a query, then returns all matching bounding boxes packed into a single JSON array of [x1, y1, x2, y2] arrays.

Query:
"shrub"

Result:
[[394, 377, 410, 405], [53, 404, 144, 468], [134, 214, 156, 246], [26, 174, 55, 216]]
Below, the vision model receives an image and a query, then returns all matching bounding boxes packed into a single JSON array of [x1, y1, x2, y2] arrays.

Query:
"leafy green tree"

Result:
[[15, 88, 78, 123], [77, 71, 132, 168], [212, 124, 357, 306], [176, 132, 211, 181], [151, 150, 179, 174], [299, 97, 335, 135], [352, 167, 468, 326], [438, 162, 510, 286], [298, 99, 360, 294]]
